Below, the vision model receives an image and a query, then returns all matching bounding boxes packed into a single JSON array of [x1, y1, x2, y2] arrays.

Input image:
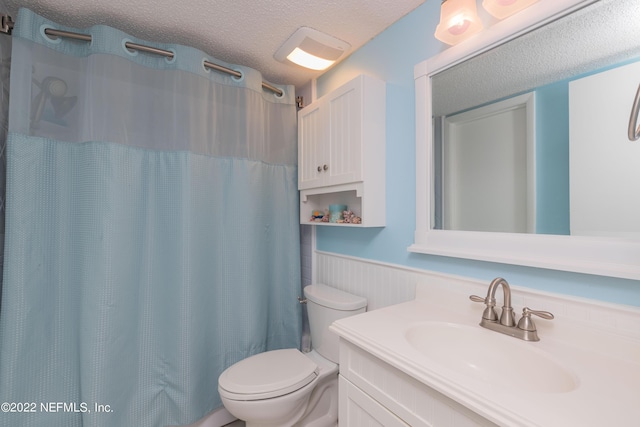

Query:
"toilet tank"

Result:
[[303, 284, 367, 363]]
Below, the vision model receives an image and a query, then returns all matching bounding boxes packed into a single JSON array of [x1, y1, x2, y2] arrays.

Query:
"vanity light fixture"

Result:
[[482, 0, 540, 20], [274, 27, 350, 71], [434, 0, 484, 45]]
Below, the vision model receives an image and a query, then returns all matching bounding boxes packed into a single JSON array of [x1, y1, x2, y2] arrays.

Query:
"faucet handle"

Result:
[[469, 295, 498, 322], [517, 307, 554, 331], [524, 307, 554, 320], [469, 295, 486, 303]]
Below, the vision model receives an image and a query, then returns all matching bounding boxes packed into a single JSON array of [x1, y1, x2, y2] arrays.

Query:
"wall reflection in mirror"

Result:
[[431, 0, 640, 238]]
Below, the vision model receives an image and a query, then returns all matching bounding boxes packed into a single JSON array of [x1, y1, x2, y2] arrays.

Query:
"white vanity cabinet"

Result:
[[332, 280, 640, 427], [338, 340, 497, 427], [298, 74, 386, 227]]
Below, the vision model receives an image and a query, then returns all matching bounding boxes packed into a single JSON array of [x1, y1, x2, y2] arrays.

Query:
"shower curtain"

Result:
[[0, 9, 301, 427]]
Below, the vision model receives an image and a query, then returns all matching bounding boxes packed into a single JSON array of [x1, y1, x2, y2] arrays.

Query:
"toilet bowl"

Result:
[[218, 284, 366, 427], [218, 348, 338, 427]]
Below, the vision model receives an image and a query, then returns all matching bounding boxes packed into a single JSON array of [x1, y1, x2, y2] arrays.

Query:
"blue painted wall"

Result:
[[535, 81, 570, 235], [313, 0, 640, 306]]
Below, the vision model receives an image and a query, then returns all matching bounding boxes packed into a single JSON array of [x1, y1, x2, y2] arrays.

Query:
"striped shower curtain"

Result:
[[0, 9, 301, 427]]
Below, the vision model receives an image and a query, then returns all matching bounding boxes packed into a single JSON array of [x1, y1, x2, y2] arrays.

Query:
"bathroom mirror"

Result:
[[410, 0, 640, 280]]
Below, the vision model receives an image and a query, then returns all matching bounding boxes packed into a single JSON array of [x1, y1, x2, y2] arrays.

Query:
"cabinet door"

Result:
[[325, 78, 363, 187], [339, 376, 410, 427], [298, 102, 326, 190]]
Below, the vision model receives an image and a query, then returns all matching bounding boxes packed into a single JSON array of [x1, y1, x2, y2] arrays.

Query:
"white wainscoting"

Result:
[[315, 251, 640, 341], [315, 252, 418, 311]]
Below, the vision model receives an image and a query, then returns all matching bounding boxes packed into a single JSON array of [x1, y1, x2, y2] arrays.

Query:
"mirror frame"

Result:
[[409, 0, 640, 280]]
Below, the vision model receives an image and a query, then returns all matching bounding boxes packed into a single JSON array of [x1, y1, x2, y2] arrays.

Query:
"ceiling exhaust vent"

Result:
[[274, 27, 350, 71]]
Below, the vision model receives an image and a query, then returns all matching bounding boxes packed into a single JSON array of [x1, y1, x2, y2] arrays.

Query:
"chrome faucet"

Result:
[[470, 277, 554, 342]]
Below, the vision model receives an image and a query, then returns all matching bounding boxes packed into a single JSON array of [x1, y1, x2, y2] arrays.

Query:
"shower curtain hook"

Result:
[[0, 14, 13, 35]]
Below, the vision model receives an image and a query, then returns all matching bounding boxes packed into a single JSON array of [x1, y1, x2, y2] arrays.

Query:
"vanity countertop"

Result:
[[330, 283, 640, 427]]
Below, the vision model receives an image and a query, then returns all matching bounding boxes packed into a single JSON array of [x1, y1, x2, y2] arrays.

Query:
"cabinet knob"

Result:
[[317, 166, 322, 172], [323, 164, 328, 171]]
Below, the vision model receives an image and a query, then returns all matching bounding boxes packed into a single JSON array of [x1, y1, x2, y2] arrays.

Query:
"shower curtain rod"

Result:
[[0, 16, 284, 97]]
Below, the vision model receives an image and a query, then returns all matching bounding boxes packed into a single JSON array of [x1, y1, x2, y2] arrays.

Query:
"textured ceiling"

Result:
[[2, 0, 426, 88], [432, 0, 640, 117]]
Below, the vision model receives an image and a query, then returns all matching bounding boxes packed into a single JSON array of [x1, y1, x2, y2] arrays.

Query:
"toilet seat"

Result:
[[218, 349, 318, 401]]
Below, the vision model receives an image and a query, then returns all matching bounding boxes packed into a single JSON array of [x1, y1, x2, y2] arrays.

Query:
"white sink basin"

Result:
[[405, 321, 578, 393]]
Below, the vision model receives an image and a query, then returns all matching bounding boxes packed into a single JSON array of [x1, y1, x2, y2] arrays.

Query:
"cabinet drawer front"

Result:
[[339, 375, 410, 427]]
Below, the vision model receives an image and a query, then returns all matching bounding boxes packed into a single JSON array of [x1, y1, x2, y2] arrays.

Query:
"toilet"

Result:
[[218, 284, 367, 427]]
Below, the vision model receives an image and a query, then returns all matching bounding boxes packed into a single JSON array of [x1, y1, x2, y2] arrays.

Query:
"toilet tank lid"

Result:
[[304, 284, 367, 311]]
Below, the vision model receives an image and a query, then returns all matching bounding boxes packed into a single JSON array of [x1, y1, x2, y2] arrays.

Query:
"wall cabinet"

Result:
[[298, 74, 386, 227]]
